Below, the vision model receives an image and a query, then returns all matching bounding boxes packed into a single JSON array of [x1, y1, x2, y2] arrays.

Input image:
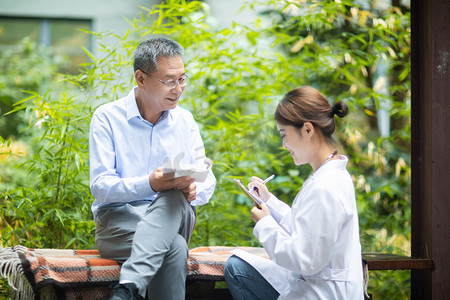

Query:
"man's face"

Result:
[[139, 55, 186, 113]]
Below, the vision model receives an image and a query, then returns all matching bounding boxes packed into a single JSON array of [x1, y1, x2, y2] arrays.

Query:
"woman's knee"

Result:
[[225, 255, 247, 278]]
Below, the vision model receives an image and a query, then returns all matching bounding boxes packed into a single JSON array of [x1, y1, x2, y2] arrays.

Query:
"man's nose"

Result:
[[171, 81, 184, 94]]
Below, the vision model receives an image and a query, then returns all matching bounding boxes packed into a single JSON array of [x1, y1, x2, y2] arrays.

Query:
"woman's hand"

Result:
[[251, 202, 271, 223], [248, 176, 271, 202]]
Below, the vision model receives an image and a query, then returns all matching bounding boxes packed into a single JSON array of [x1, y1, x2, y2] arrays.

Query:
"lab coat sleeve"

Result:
[[266, 193, 292, 225], [254, 186, 347, 276]]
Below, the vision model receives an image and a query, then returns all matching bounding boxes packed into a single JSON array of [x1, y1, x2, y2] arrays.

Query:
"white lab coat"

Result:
[[233, 156, 364, 299]]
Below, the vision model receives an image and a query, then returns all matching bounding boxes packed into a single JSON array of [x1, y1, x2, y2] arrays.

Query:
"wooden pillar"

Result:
[[411, 0, 450, 299]]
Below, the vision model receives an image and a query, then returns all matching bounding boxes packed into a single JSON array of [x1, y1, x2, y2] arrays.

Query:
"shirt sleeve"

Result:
[[89, 112, 157, 203], [253, 186, 346, 276], [187, 121, 216, 206]]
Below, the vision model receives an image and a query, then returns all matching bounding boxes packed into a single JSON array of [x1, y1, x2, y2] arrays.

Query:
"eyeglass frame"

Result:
[[139, 69, 190, 90]]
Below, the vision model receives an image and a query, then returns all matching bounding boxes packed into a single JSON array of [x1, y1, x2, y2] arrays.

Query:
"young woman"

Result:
[[224, 86, 364, 299]]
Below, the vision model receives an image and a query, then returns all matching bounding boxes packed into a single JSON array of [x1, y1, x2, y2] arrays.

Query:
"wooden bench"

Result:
[[188, 253, 435, 300], [0, 246, 264, 300], [361, 252, 433, 300], [363, 252, 433, 271], [0, 246, 433, 300]]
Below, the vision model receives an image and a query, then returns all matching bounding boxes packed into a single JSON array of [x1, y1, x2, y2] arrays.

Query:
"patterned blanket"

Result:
[[0, 246, 268, 300]]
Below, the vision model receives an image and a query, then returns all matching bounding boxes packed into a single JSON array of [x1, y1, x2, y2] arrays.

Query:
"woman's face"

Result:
[[277, 123, 312, 166]]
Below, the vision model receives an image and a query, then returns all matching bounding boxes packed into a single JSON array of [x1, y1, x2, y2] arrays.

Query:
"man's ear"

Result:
[[135, 70, 146, 87]]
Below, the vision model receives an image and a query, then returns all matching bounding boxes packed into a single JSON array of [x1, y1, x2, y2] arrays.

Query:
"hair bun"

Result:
[[332, 101, 349, 118]]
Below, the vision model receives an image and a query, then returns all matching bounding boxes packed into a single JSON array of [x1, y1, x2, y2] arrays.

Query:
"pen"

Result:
[[253, 174, 275, 190]]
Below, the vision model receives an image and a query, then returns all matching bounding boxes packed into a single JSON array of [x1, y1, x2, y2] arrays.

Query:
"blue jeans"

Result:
[[224, 255, 280, 300]]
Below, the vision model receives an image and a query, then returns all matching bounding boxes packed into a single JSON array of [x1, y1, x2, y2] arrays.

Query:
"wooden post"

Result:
[[411, 0, 450, 299]]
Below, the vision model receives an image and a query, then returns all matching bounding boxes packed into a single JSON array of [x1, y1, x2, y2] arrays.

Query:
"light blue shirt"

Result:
[[89, 87, 216, 216]]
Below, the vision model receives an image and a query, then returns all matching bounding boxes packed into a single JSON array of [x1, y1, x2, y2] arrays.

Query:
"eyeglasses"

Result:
[[140, 70, 190, 90]]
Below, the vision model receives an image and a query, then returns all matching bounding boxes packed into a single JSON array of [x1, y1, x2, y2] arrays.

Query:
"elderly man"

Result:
[[89, 37, 216, 300]]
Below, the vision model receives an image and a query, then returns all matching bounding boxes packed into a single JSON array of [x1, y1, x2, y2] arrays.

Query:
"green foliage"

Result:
[[1, 89, 94, 248], [0, 0, 411, 298], [0, 38, 66, 138], [368, 270, 411, 300]]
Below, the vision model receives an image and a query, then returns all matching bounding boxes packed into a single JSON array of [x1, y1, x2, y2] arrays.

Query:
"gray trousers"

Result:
[[95, 190, 196, 300]]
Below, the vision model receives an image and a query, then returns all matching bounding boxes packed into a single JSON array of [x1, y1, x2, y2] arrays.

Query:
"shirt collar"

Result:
[[126, 87, 141, 121]]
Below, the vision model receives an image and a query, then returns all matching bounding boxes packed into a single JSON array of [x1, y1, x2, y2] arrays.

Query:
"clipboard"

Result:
[[234, 179, 263, 208]]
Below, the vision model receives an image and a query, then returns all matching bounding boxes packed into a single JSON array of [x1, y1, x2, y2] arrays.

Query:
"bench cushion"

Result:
[[0, 245, 269, 300]]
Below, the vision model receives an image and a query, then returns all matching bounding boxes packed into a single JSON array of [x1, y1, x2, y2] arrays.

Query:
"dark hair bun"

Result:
[[332, 101, 348, 118]]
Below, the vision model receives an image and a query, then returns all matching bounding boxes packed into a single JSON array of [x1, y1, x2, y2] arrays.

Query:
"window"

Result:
[[0, 17, 92, 74]]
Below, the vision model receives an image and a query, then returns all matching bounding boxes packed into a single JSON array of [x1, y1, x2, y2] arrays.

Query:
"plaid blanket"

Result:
[[0, 246, 268, 300]]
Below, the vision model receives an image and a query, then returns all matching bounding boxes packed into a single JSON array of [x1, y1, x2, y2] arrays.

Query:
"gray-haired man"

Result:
[[89, 37, 216, 300]]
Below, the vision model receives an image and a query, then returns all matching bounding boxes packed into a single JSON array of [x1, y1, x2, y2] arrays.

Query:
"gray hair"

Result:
[[133, 37, 184, 73]]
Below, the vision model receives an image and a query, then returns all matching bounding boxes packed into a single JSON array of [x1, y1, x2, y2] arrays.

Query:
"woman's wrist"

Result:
[[263, 193, 275, 203]]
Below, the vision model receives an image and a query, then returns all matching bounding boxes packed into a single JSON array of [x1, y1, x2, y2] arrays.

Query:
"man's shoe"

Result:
[[108, 283, 144, 300]]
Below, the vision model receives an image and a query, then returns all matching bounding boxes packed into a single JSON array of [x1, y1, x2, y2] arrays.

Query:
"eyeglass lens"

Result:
[[165, 76, 189, 89]]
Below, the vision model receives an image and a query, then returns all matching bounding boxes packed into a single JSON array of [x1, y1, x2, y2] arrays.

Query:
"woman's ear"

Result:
[[303, 122, 315, 137]]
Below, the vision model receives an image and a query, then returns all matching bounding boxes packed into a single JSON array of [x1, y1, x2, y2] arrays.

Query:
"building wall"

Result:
[[0, 0, 256, 71], [0, 0, 159, 34], [0, 0, 255, 40]]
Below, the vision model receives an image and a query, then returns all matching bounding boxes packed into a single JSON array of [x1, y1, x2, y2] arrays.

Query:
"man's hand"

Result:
[[251, 202, 271, 223], [180, 182, 197, 203], [149, 167, 194, 193]]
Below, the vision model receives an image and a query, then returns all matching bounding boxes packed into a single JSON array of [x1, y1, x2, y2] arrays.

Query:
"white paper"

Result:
[[163, 158, 212, 182]]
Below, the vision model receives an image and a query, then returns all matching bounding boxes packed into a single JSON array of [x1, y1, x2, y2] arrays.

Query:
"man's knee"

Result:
[[160, 189, 185, 201], [153, 189, 188, 209]]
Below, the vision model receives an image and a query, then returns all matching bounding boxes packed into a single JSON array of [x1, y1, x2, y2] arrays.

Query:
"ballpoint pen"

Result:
[[253, 174, 275, 190]]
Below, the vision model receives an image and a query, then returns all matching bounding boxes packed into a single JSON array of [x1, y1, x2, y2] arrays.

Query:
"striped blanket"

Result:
[[0, 246, 268, 300]]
